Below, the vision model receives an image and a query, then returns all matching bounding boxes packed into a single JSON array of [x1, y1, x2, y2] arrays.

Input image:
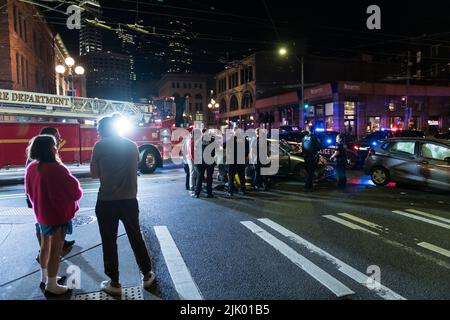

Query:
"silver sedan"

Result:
[[364, 138, 450, 191]]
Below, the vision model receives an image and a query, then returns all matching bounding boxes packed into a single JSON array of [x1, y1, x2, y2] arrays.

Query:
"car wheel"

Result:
[[139, 148, 159, 174], [370, 167, 390, 186], [294, 165, 308, 182]]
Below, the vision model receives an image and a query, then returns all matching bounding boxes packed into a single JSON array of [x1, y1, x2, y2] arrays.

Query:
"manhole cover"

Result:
[[74, 286, 143, 300], [72, 215, 97, 227]]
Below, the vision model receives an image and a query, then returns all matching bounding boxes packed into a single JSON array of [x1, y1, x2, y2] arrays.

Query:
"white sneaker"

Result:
[[100, 280, 122, 297], [143, 271, 156, 289]]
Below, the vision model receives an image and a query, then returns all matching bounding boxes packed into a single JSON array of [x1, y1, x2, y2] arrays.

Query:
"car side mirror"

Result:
[[444, 157, 450, 163]]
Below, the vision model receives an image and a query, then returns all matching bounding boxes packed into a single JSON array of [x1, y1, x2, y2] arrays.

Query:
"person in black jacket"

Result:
[[330, 134, 347, 189], [251, 128, 264, 190], [302, 126, 323, 192], [226, 129, 249, 196], [192, 129, 217, 198]]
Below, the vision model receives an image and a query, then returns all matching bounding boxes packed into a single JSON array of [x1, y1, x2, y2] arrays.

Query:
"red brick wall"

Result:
[[0, 0, 55, 93], [0, 0, 13, 89]]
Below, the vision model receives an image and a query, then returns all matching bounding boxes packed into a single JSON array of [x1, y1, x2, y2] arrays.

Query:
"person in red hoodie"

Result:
[[25, 135, 83, 297]]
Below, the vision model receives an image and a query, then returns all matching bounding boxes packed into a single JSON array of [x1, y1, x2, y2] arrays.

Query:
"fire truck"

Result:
[[0, 89, 179, 174]]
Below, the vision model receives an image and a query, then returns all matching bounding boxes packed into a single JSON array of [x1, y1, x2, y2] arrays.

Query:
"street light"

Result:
[[208, 98, 219, 110], [278, 47, 304, 128], [56, 57, 85, 96], [208, 97, 220, 128]]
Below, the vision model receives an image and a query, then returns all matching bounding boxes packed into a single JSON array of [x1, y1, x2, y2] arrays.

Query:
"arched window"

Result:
[[220, 99, 227, 113], [230, 95, 238, 111], [241, 91, 253, 109]]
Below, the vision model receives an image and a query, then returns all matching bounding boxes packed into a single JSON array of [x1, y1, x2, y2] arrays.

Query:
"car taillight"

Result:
[[354, 145, 360, 151]]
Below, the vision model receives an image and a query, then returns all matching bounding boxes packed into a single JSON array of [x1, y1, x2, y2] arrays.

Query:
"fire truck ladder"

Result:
[[0, 89, 152, 121]]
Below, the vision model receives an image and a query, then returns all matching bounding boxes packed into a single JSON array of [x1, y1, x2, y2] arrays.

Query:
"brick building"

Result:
[[0, 0, 56, 94], [256, 81, 450, 138], [215, 51, 401, 130], [157, 73, 213, 127]]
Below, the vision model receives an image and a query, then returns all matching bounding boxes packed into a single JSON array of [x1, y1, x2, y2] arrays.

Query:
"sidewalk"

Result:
[[0, 207, 160, 300], [0, 164, 92, 186]]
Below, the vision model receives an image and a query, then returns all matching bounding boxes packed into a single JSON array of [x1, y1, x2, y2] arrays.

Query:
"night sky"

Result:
[[39, 0, 450, 74]]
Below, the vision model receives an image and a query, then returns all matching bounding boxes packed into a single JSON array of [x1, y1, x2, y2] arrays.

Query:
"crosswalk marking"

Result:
[[323, 215, 380, 236], [406, 209, 450, 225], [337, 213, 385, 231], [258, 218, 406, 300], [153, 226, 203, 300], [392, 211, 450, 231], [241, 221, 355, 298], [417, 242, 450, 258]]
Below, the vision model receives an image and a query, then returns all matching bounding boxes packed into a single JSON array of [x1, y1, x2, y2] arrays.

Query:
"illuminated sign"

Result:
[[428, 120, 439, 126], [0, 89, 71, 108], [343, 84, 361, 91]]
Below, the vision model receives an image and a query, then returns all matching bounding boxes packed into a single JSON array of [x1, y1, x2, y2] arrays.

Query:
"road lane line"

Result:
[[417, 242, 450, 258], [153, 226, 203, 300], [337, 213, 385, 231], [405, 209, 450, 225], [241, 221, 355, 298], [258, 218, 406, 300], [323, 215, 380, 236], [392, 210, 450, 231]]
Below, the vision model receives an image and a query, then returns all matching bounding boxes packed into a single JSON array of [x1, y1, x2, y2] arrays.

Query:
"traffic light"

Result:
[[304, 101, 309, 109], [401, 96, 407, 107]]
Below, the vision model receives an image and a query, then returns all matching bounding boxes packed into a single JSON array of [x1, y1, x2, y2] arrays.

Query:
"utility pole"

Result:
[[300, 56, 304, 129], [405, 51, 411, 130]]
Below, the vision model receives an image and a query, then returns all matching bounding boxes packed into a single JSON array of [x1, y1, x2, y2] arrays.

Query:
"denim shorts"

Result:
[[37, 221, 73, 236]]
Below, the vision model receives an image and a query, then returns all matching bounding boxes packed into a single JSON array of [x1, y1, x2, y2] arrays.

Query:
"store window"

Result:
[[230, 95, 238, 111], [390, 116, 404, 130], [367, 116, 381, 132], [344, 101, 356, 136], [241, 91, 253, 109], [408, 117, 419, 130], [326, 117, 334, 130], [325, 103, 334, 131], [220, 99, 227, 113], [315, 105, 324, 129]]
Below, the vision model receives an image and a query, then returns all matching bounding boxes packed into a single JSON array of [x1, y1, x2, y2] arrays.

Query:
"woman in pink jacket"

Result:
[[25, 135, 83, 297]]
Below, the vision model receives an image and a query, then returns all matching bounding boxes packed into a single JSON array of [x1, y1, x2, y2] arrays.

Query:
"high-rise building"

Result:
[[167, 20, 193, 74], [83, 51, 132, 101], [79, 0, 103, 56], [116, 26, 136, 82]]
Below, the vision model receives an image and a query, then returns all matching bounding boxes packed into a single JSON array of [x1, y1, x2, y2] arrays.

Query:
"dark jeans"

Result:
[[183, 163, 190, 190], [95, 199, 152, 283], [229, 164, 246, 193], [305, 155, 317, 190], [336, 163, 347, 188], [195, 164, 214, 196], [253, 164, 263, 188]]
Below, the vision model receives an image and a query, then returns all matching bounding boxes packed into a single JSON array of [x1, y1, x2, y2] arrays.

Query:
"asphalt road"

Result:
[[0, 167, 449, 300]]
